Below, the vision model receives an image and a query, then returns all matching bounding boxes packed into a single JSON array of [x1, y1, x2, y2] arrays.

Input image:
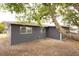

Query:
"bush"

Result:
[[0, 23, 5, 33]]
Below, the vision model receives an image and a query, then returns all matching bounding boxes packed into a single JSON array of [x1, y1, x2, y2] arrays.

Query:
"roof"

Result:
[[3, 21, 69, 28]]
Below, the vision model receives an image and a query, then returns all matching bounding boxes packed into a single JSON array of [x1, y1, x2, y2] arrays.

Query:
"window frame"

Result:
[[20, 26, 32, 34]]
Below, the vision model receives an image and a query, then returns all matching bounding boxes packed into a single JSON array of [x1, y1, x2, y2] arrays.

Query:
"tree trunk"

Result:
[[49, 5, 79, 41]]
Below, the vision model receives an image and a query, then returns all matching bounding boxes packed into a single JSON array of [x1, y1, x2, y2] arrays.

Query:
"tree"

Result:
[[0, 3, 79, 40], [46, 4, 79, 41], [57, 4, 79, 27], [32, 3, 79, 40]]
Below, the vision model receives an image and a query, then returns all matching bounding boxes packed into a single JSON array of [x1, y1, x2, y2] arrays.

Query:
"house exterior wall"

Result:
[[46, 27, 60, 39], [46, 27, 69, 40], [9, 24, 69, 45], [10, 24, 46, 45]]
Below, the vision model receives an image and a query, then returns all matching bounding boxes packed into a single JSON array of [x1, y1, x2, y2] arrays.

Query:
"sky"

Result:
[[0, 4, 75, 24], [0, 7, 77, 30], [0, 10, 64, 26], [0, 11, 16, 22]]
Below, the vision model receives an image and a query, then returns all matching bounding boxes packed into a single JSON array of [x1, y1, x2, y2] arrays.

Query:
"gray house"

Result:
[[6, 22, 69, 45]]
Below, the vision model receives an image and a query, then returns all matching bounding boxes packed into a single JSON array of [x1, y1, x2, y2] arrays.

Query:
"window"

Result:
[[20, 26, 32, 34]]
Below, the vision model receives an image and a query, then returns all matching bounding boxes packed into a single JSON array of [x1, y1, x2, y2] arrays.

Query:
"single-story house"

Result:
[[5, 22, 69, 45]]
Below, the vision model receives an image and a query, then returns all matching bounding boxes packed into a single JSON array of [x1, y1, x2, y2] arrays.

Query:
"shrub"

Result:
[[0, 23, 5, 33]]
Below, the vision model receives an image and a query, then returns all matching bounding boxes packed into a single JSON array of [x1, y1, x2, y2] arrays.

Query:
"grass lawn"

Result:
[[0, 34, 79, 56]]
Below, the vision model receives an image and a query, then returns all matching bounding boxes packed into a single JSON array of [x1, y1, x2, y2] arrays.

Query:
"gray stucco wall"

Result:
[[9, 24, 69, 45], [46, 27, 60, 40], [46, 27, 69, 40], [10, 24, 46, 45]]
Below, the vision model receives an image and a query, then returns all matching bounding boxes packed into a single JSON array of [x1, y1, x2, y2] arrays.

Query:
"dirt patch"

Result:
[[0, 36, 79, 56]]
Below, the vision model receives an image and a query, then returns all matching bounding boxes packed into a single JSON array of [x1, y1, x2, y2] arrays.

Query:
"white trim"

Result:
[[8, 25, 11, 45], [60, 33, 63, 40]]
